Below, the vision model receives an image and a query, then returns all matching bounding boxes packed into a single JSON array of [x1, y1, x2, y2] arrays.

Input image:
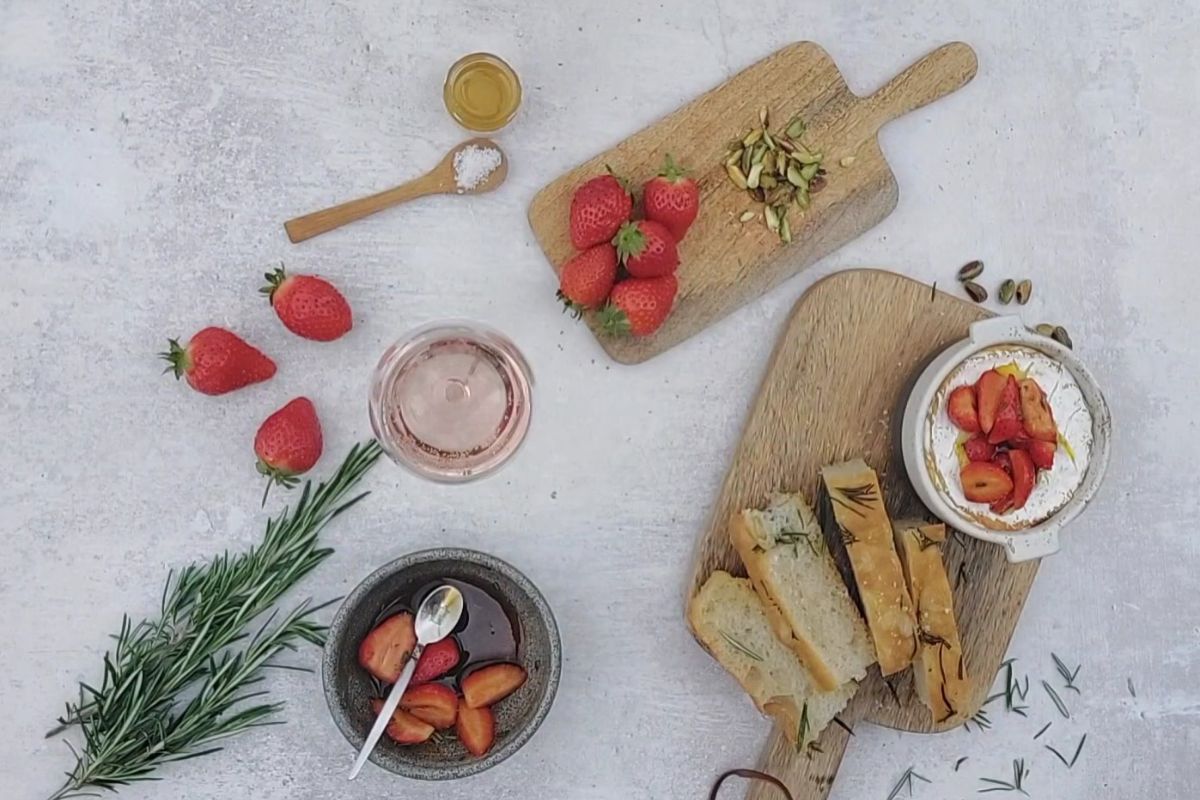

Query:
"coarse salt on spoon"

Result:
[[284, 138, 507, 243]]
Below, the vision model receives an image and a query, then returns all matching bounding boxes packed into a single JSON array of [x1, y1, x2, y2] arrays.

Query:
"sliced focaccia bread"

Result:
[[821, 459, 917, 676], [893, 520, 969, 723], [730, 492, 875, 691], [688, 571, 857, 746]]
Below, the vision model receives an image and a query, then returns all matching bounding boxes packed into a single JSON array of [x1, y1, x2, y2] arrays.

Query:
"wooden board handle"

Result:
[[862, 42, 978, 130], [746, 724, 852, 800], [283, 175, 442, 243]]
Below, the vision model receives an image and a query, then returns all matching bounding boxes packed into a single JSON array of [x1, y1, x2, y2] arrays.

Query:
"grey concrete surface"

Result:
[[2, 1, 1197, 798]]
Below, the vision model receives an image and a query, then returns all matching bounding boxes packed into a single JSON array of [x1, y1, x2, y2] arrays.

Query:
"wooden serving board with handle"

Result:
[[528, 42, 977, 364], [685, 269, 1040, 800]]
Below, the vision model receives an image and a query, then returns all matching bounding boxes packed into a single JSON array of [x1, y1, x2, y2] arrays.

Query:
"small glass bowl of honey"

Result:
[[443, 52, 522, 133]]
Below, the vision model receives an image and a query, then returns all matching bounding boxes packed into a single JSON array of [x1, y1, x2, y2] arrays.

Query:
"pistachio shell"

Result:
[[1016, 279, 1032, 305], [963, 281, 988, 303], [725, 163, 748, 189], [998, 279, 1016, 305], [746, 163, 764, 189]]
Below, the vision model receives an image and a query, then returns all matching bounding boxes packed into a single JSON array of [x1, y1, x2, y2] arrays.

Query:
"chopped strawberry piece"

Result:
[[400, 683, 458, 730], [960, 462, 1014, 503], [456, 703, 496, 757], [976, 369, 1007, 434], [461, 663, 528, 709], [987, 376, 1023, 444], [1024, 439, 1056, 470], [990, 493, 1015, 514], [962, 436, 996, 463], [358, 613, 416, 683], [947, 385, 980, 433], [1018, 378, 1058, 442], [1008, 449, 1036, 511], [370, 698, 435, 745], [412, 638, 461, 684]]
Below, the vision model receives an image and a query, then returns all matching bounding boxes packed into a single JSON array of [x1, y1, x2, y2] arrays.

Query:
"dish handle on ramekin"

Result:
[[968, 315, 1029, 345], [1000, 527, 1061, 563]]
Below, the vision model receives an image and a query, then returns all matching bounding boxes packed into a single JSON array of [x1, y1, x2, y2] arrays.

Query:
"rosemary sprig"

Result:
[[796, 701, 810, 751], [963, 708, 991, 732], [1045, 733, 1087, 768], [885, 766, 930, 800], [46, 441, 383, 800], [776, 527, 823, 557], [1051, 652, 1081, 693], [977, 758, 1029, 794], [1041, 680, 1071, 718], [720, 631, 764, 662]]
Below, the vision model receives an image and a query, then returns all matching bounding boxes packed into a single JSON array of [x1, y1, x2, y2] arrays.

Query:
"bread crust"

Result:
[[731, 506, 868, 691], [821, 459, 918, 676], [894, 520, 969, 723]]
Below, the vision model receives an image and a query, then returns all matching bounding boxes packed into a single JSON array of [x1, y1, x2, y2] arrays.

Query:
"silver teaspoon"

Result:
[[348, 584, 464, 780]]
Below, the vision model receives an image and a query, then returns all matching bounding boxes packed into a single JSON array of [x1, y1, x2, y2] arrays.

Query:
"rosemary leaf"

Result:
[[955, 756, 969, 771], [720, 631, 764, 662], [1051, 652, 1081, 693], [832, 716, 855, 736], [1034, 722, 1052, 740], [1042, 680, 1071, 718], [45, 441, 383, 800]]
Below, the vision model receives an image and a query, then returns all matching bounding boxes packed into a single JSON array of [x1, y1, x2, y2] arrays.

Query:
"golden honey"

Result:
[[443, 53, 521, 132]]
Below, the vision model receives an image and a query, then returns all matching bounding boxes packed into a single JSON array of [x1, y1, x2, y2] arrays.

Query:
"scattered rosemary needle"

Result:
[[1034, 722, 1052, 740], [1042, 680, 1071, 718], [977, 758, 1029, 795], [1051, 652, 1082, 693], [1127, 677, 1137, 697], [886, 766, 931, 800], [45, 441, 383, 800], [1045, 733, 1088, 768], [832, 716, 855, 736], [955, 756, 969, 772]]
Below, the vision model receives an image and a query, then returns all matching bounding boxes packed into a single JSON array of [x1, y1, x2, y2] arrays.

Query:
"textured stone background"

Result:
[[2, 1, 1197, 798]]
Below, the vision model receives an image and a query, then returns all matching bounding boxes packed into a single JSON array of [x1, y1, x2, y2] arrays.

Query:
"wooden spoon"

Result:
[[284, 138, 507, 243]]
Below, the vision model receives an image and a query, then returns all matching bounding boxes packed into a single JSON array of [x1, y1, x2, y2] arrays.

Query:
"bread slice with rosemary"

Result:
[[821, 459, 917, 676], [893, 519, 969, 723], [688, 570, 857, 747], [729, 492, 875, 691]]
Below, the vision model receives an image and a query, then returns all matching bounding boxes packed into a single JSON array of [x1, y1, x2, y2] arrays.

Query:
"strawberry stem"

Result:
[[612, 221, 646, 264], [159, 338, 191, 379], [658, 153, 688, 181], [596, 303, 632, 336], [555, 290, 586, 319], [259, 263, 288, 303]]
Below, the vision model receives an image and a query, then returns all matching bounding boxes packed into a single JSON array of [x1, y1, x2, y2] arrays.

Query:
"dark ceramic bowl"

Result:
[[323, 548, 561, 780]]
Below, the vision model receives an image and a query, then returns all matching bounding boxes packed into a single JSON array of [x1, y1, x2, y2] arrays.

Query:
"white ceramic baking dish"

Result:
[[901, 316, 1111, 562]]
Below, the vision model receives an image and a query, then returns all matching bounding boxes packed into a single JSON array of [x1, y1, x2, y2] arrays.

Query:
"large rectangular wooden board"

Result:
[[686, 270, 1040, 800], [529, 43, 977, 364]]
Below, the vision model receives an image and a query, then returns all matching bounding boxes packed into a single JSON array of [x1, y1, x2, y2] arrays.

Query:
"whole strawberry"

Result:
[[642, 154, 699, 241], [557, 244, 618, 316], [254, 397, 323, 504], [261, 266, 352, 342], [569, 173, 632, 249], [613, 219, 679, 278], [599, 274, 678, 337], [161, 327, 276, 396]]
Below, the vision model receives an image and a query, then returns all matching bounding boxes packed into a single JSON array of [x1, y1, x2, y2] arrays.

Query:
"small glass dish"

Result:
[[369, 321, 533, 482], [443, 52, 522, 133]]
